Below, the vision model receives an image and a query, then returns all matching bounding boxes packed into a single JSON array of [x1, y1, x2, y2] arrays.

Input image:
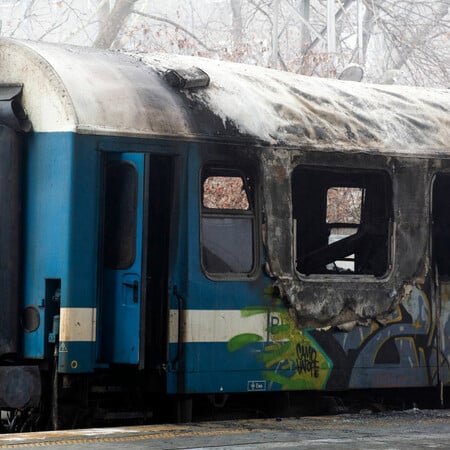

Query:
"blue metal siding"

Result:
[[167, 144, 272, 394], [169, 144, 268, 313], [67, 138, 101, 309], [58, 136, 101, 373], [22, 132, 101, 372], [23, 132, 73, 359]]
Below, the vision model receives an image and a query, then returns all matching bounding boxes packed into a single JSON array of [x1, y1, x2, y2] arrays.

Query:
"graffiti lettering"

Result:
[[296, 344, 319, 378]]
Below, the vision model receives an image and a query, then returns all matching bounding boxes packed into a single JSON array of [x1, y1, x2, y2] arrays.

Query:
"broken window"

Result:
[[433, 174, 450, 276], [201, 168, 255, 275], [292, 166, 392, 276], [326, 187, 363, 272]]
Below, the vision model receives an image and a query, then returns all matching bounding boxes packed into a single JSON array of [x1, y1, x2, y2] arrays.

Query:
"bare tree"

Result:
[[363, 0, 450, 85], [230, 0, 243, 52], [93, 0, 138, 48], [3, 0, 449, 87]]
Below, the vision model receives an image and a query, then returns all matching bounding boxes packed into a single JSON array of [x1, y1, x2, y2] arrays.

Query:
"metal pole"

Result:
[[271, 0, 280, 67], [356, 0, 364, 64], [327, 0, 336, 53], [300, 0, 311, 51]]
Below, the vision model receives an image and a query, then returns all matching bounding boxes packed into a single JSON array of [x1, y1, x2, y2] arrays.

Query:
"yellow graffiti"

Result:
[[230, 286, 332, 390]]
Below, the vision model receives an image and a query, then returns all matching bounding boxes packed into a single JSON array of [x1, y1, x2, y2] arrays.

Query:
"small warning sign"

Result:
[[59, 342, 68, 353]]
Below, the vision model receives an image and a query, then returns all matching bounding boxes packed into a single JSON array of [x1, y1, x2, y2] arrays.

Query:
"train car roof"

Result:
[[0, 38, 449, 154]]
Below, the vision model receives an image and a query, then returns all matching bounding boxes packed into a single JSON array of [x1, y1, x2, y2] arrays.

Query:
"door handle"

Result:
[[123, 280, 139, 303]]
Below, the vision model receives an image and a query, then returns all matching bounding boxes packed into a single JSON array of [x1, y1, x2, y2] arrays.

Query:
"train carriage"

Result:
[[0, 38, 449, 429]]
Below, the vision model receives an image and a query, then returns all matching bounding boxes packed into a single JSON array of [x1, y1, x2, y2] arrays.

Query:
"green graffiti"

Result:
[[227, 333, 263, 352], [229, 287, 333, 390]]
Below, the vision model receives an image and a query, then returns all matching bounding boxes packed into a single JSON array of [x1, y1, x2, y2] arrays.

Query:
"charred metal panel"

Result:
[[262, 149, 433, 328], [142, 53, 450, 153], [0, 125, 22, 356], [261, 149, 293, 277], [0, 39, 448, 151], [0, 85, 27, 356]]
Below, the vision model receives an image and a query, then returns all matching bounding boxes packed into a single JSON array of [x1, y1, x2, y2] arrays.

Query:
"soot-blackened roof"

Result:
[[0, 39, 448, 154]]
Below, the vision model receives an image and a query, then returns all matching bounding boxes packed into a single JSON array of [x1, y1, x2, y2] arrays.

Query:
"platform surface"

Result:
[[1, 409, 450, 449]]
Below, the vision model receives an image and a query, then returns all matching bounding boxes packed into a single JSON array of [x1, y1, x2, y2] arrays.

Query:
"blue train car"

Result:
[[0, 38, 449, 429]]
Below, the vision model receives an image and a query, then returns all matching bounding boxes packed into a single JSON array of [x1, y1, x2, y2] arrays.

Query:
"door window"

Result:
[[201, 169, 255, 276], [103, 161, 138, 269]]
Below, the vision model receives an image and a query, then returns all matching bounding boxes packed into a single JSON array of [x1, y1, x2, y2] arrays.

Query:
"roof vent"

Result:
[[164, 67, 210, 89], [338, 64, 364, 82]]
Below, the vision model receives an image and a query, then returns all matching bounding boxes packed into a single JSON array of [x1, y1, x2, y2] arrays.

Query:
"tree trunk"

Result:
[[300, 0, 311, 52], [362, 5, 375, 64], [230, 0, 243, 52], [270, 0, 280, 67], [93, 0, 138, 49]]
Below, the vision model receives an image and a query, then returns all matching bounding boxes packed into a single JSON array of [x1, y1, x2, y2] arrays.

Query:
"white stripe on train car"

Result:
[[168, 309, 274, 344], [60, 307, 97, 342]]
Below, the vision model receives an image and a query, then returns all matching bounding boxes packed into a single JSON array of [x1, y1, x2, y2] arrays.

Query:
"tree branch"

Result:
[[131, 10, 219, 52], [303, 0, 356, 53]]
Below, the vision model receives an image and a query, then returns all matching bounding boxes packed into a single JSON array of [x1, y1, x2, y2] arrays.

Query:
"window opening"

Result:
[[326, 187, 363, 271], [326, 187, 363, 224], [201, 169, 255, 275], [433, 174, 450, 277], [292, 167, 391, 276], [103, 161, 138, 269], [203, 176, 249, 210]]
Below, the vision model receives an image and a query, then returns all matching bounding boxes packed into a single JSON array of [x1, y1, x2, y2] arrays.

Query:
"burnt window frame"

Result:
[[200, 165, 259, 280], [432, 173, 450, 278], [103, 160, 138, 270], [292, 165, 393, 279]]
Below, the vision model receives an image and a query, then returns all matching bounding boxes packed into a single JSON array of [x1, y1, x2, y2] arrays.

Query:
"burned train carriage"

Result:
[[0, 38, 449, 429]]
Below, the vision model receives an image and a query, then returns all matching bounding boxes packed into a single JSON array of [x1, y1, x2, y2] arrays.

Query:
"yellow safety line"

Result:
[[1, 416, 450, 448], [0, 429, 249, 448]]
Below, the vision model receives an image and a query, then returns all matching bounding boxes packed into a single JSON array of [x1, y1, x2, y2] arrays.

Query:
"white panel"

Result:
[[169, 309, 269, 343], [60, 307, 97, 342]]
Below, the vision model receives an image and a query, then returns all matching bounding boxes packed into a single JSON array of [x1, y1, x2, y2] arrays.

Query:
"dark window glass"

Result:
[[292, 167, 391, 277], [201, 170, 255, 275], [104, 162, 138, 269], [202, 217, 253, 272]]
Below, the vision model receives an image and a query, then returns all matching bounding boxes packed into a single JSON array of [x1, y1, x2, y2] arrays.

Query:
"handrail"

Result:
[[172, 286, 185, 366]]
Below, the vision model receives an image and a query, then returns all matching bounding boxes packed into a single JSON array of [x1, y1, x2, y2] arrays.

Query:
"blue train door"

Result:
[[100, 152, 144, 364]]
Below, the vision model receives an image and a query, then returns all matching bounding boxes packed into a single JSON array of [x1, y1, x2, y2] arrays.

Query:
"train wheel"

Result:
[[19, 409, 43, 432]]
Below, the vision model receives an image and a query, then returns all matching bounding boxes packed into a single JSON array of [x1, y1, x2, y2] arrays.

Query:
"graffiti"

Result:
[[229, 284, 450, 392], [228, 286, 333, 390], [296, 344, 319, 378]]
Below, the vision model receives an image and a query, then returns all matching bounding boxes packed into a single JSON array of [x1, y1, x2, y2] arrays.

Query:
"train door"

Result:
[[432, 173, 450, 390], [101, 153, 144, 364], [100, 152, 174, 368]]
